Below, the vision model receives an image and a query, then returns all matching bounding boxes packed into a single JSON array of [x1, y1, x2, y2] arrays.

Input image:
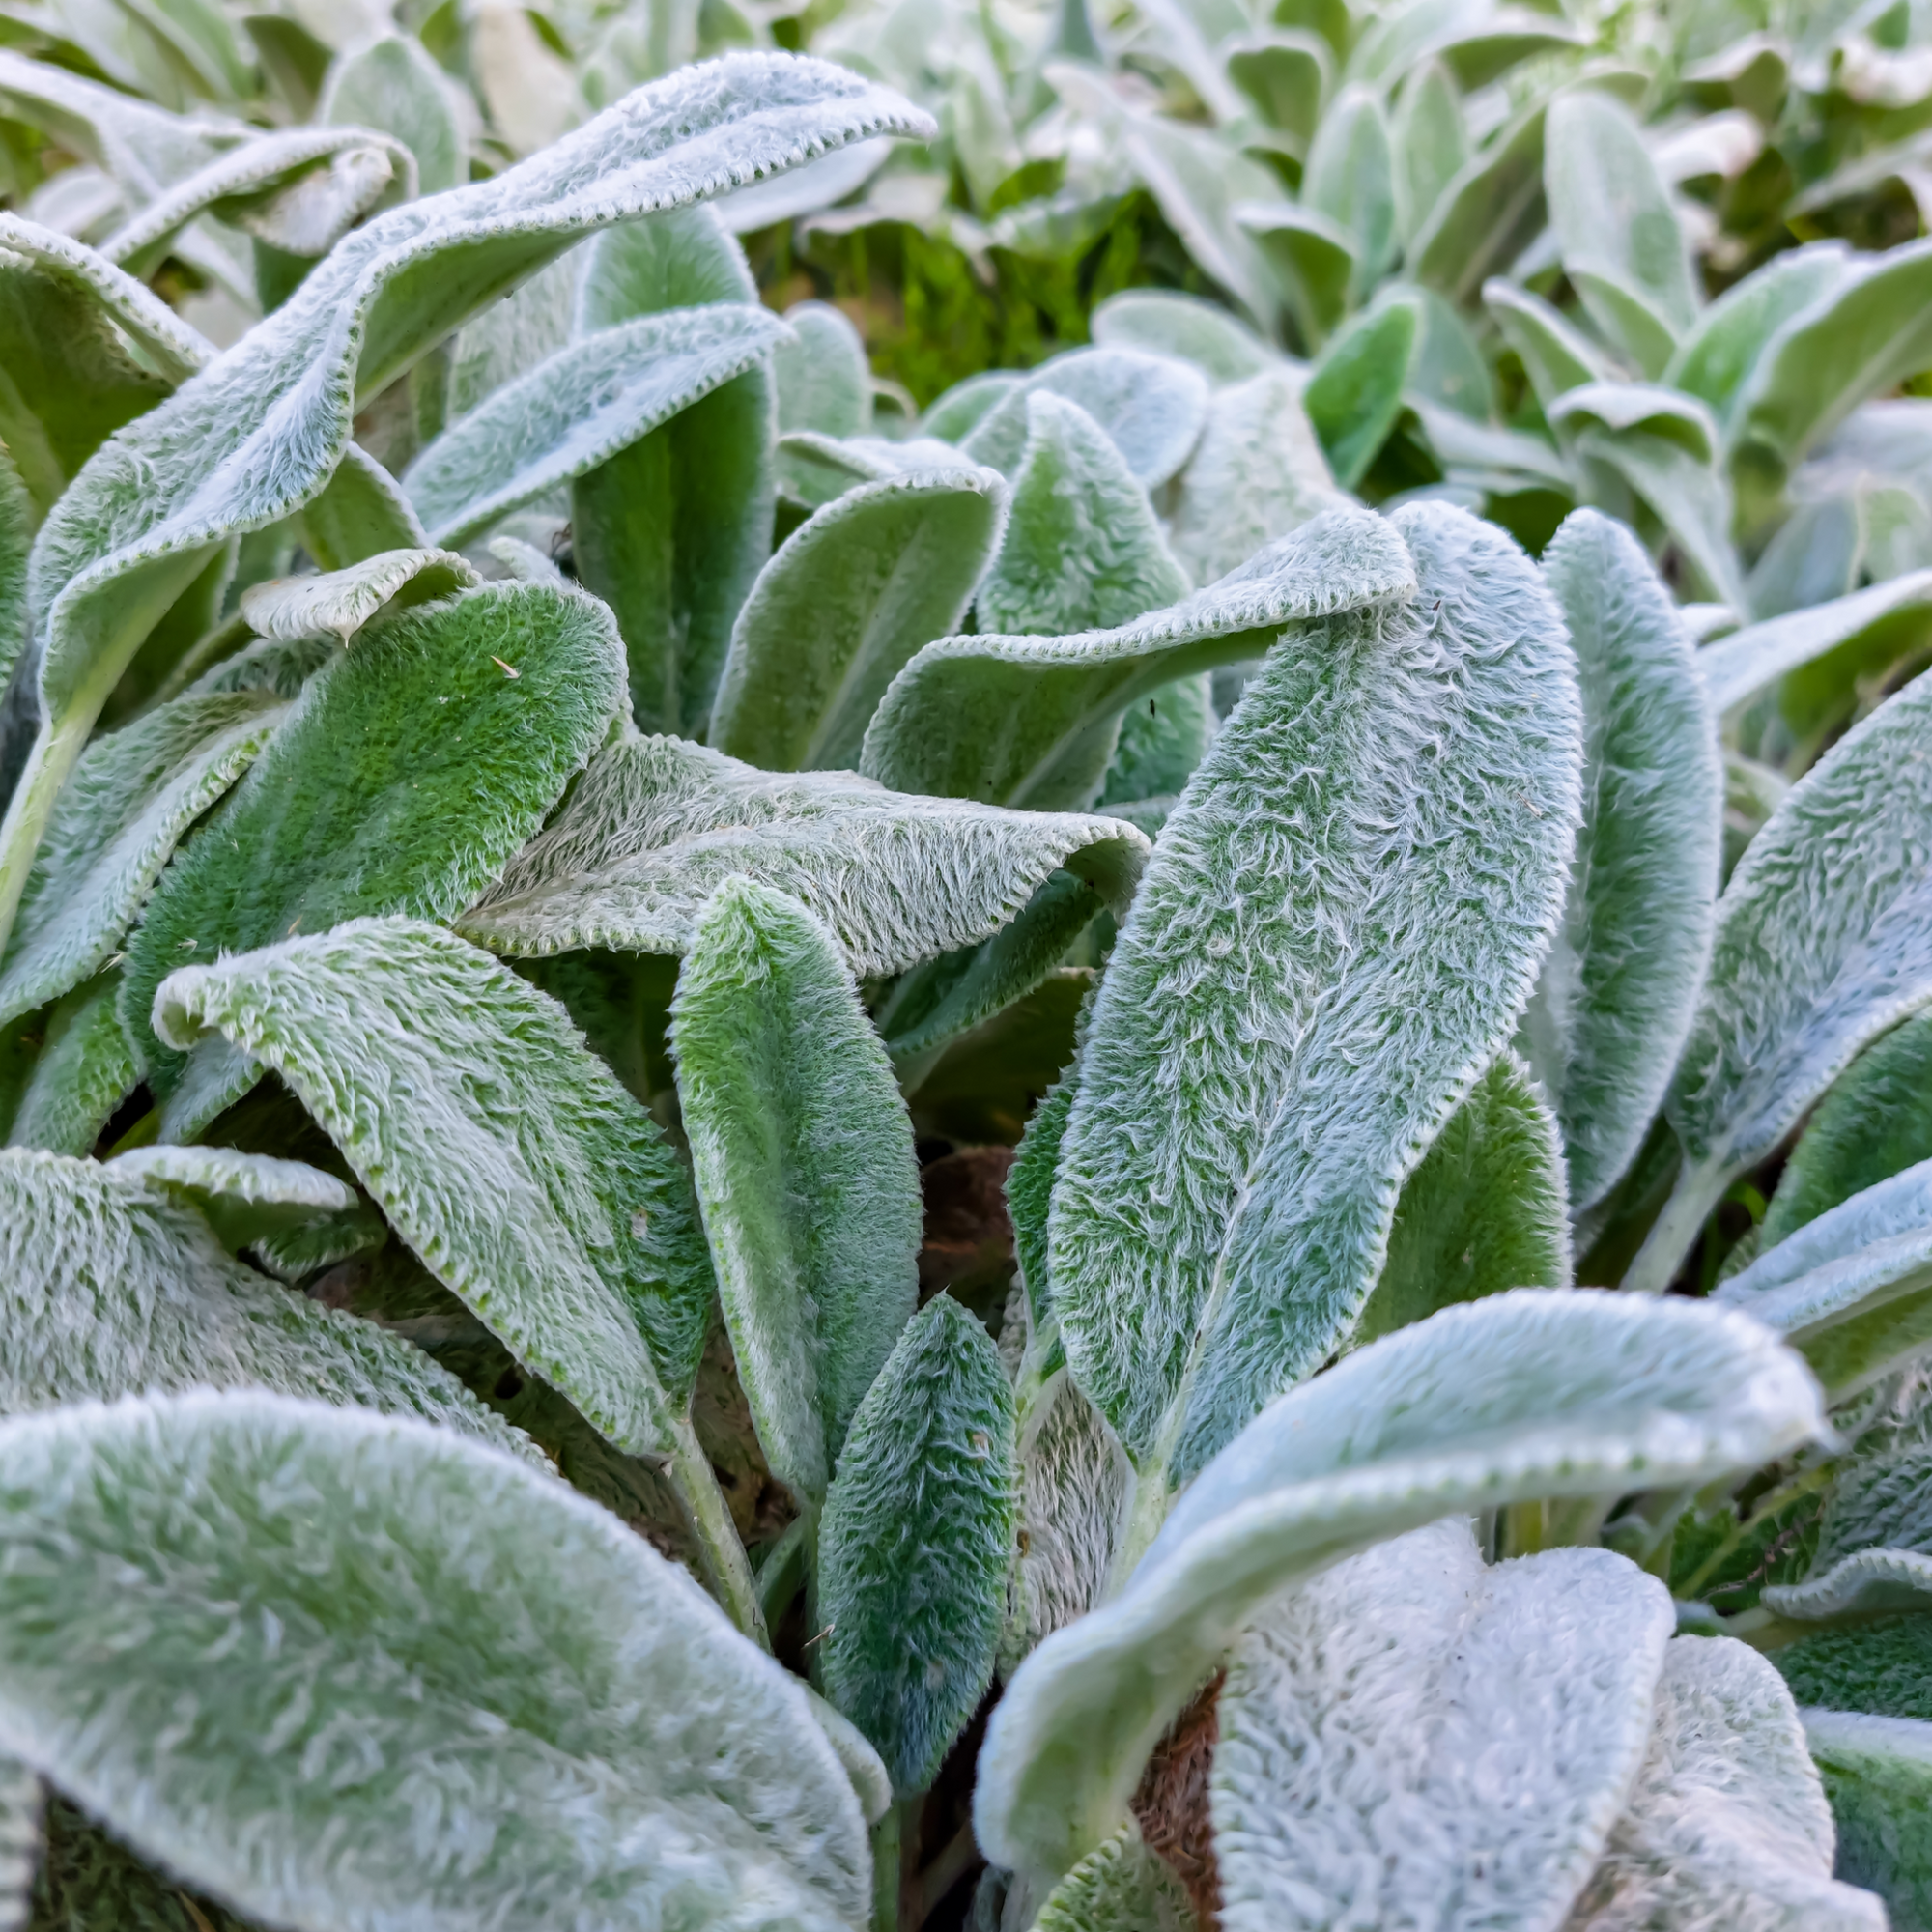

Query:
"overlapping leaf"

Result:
[[1, 974, 134, 1157], [237, 547, 477, 643]]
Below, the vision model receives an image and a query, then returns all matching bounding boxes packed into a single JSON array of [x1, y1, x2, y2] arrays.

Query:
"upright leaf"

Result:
[[1301, 298, 1417, 489], [320, 34, 464, 197], [3, 974, 134, 1157], [1408, 100, 1548, 308], [459, 732, 1148, 978], [1801, 1712, 1932, 1931], [974, 1290, 1828, 1883], [1530, 510, 1722, 1210], [121, 582, 620, 1135], [669, 879, 922, 1506], [1484, 279, 1610, 414], [773, 299, 870, 439], [0, 1393, 871, 1930], [819, 1295, 1016, 1795], [0, 1753, 32, 1932], [154, 920, 714, 1462], [1301, 83, 1396, 296], [708, 467, 1007, 773], [1049, 504, 1580, 1480], [1393, 59, 1466, 244]]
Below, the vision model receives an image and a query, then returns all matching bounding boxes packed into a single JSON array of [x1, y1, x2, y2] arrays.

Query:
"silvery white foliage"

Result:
[[1048, 504, 1582, 1478], [184, 629, 336, 700], [959, 347, 1211, 491], [238, 547, 479, 643], [1165, 368, 1341, 587], [861, 503, 1417, 810], [450, 253, 582, 418], [1530, 510, 1721, 1212], [0, 1754, 32, 1932], [0, 1392, 872, 1932], [3, 974, 133, 1157], [1088, 288, 1278, 385], [458, 730, 1150, 977], [975, 1289, 1828, 1885], [1029, 1823, 1195, 1932], [773, 299, 871, 439], [0, 688, 284, 1028], [1719, 1155, 1932, 1403], [1800, 1712, 1932, 1928], [403, 305, 790, 547], [1548, 385, 1719, 462], [1564, 1638, 1883, 1930], [0, 1149, 535, 1459], [803, 1690, 893, 1828], [775, 431, 982, 510], [105, 1143, 359, 1250], [1211, 1519, 1673, 1932], [155, 918, 715, 1460], [1696, 567, 1932, 714]]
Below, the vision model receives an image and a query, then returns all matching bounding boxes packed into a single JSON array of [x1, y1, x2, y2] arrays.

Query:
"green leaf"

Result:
[[961, 347, 1211, 492], [775, 433, 979, 512], [298, 441, 429, 571], [862, 504, 1416, 810], [1767, 1010, 1932, 1244], [320, 34, 464, 196], [1212, 1520, 1672, 1932], [923, 372, 1018, 442], [1546, 90, 1697, 367], [570, 205, 775, 741], [0, 688, 284, 1030], [977, 393, 1188, 639], [1236, 202, 1355, 353], [2, 973, 135, 1157], [974, 1289, 1828, 1883], [773, 298, 870, 439], [1048, 504, 1580, 1480], [668, 878, 922, 1507], [1393, 58, 1466, 244], [1088, 288, 1277, 385], [1009, 1078, 1075, 1337], [1031, 1822, 1194, 1932], [820, 1294, 1015, 1796], [1166, 368, 1337, 587], [458, 731, 1149, 977], [1530, 509, 1722, 1210], [1550, 383, 1719, 463], [708, 466, 1007, 773], [0, 1752, 33, 1932], [236, 547, 478, 644], [121, 582, 620, 1135], [1408, 99, 1548, 308], [1483, 278, 1611, 415], [1801, 1711, 1932, 1929], [1353, 1051, 1570, 1348], [402, 305, 786, 549], [1573, 1636, 1884, 1930], [1301, 82, 1396, 296], [184, 630, 335, 702], [1573, 424, 1747, 612], [0, 1148, 535, 1456], [0, 1392, 872, 1928], [154, 919, 715, 1460], [1098, 675, 1215, 808], [0, 452, 25, 684], [1302, 298, 1417, 489], [104, 1143, 358, 1252]]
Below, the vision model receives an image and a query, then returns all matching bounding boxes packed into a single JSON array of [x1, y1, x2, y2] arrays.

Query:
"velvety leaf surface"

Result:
[[154, 919, 714, 1457], [819, 1295, 1015, 1795], [1800, 1712, 1932, 1930], [0, 688, 283, 1028], [0, 1752, 31, 1932], [0, 1149, 531, 1457], [709, 466, 1008, 773], [122, 582, 621, 1134], [3, 974, 134, 1157], [1531, 509, 1721, 1211], [237, 548, 478, 644], [1048, 504, 1580, 1478], [0, 1393, 870, 1931], [1301, 298, 1416, 489], [106, 1143, 358, 1252], [1484, 279, 1610, 413], [1009, 1076, 1075, 1336], [975, 1289, 1827, 1884], [1212, 1520, 1671, 1932], [1088, 289, 1275, 384], [1408, 100, 1548, 308], [668, 879, 922, 1505], [772, 299, 870, 439], [1031, 1823, 1195, 1932], [460, 731, 1147, 977], [319, 34, 464, 197], [861, 504, 1416, 810]]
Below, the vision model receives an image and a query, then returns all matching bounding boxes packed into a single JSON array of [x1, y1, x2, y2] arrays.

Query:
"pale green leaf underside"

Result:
[[238, 547, 479, 643], [1031, 1823, 1194, 1932], [669, 879, 921, 1504], [0, 688, 283, 1028], [1049, 504, 1581, 1475], [0, 1149, 533, 1460], [860, 503, 1417, 810], [0, 1393, 870, 1932], [1212, 1520, 1671, 1932], [458, 732, 1150, 979], [1089, 288, 1277, 385], [774, 431, 980, 510], [974, 1289, 1827, 1884], [155, 919, 715, 1458], [105, 1143, 359, 1252], [404, 305, 789, 548], [1800, 1712, 1932, 1931]]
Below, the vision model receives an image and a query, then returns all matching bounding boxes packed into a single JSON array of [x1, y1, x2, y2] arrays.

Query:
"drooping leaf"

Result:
[[1047, 503, 1580, 1480], [819, 1294, 1015, 1796], [459, 731, 1148, 978], [1165, 369, 1337, 587], [1087, 288, 1276, 385], [105, 1143, 358, 1253], [237, 547, 478, 644], [1238, 203, 1356, 354], [154, 918, 714, 1460], [772, 298, 870, 439], [320, 34, 464, 197], [121, 582, 620, 1135], [668, 879, 922, 1507], [1529, 509, 1722, 1211], [1568, 1636, 1884, 1930], [775, 433, 980, 511], [1031, 1822, 1194, 1932], [1211, 1520, 1672, 1932], [1301, 298, 1418, 489], [1353, 1051, 1570, 1348], [973, 1289, 1828, 1884], [0, 1148, 534, 1459], [861, 504, 1416, 810], [0, 1392, 871, 1929], [402, 306, 787, 549], [977, 393, 1188, 639], [3, 973, 135, 1157]]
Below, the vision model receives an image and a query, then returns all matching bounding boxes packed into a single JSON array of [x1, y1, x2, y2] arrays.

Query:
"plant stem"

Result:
[[1674, 1463, 1835, 1603], [1102, 1463, 1172, 1602], [1618, 1156, 1729, 1296], [755, 1508, 814, 1631], [869, 1797, 923, 1932], [0, 716, 85, 964], [666, 1415, 768, 1650]]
